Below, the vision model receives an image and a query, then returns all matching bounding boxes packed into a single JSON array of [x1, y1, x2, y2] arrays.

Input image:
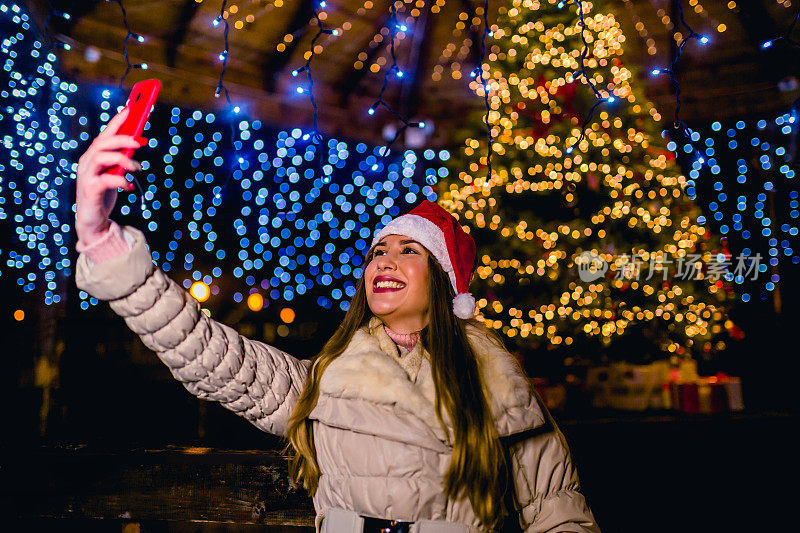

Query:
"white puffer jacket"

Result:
[[76, 225, 600, 532]]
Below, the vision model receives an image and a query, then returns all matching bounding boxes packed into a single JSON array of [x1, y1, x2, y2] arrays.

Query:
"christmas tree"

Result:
[[441, 0, 738, 368]]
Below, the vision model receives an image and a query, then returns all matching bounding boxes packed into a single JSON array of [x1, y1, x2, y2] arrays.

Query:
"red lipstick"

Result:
[[373, 275, 407, 293]]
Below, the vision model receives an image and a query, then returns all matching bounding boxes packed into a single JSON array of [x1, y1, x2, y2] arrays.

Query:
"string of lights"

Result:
[[291, 1, 338, 143], [279, 0, 376, 60], [2, 1, 450, 311], [761, 9, 800, 120], [105, 0, 147, 87], [652, 1, 725, 38], [82, 99, 445, 311], [468, 0, 494, 181], [290, 1, 342, 183], [366, 20, 417, 77], [355, 25, 403, 74], [213, 0, 233, 104], [209, 0, 249, 203], [670, 114, 799, 301], [621, 0, 657, 56], [226, 0, 288, 32], [368, 3, 424, 170], [1, 2, 78, 305], [98, 0, 153, 212], [650, 0, 708, 135], [690, 0, 721, 32], [654, 5, 674, 32], [43, 0, 70, 50], [432, 5, 479, 80], [560, 0, 616, 155], [760, 4, 799, 50]]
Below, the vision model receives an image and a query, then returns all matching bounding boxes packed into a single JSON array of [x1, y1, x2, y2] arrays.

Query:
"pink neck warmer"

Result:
[[383, 325, 421, 351]]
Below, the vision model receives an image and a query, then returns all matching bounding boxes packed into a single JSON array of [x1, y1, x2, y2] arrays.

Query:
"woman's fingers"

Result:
[[74, 108, 135, 243], [91, 134, 144, 153], [85, 150, 141, 177], [96, 106, 130, 140], [99, 173, 135, 192], [78, 134, 144, 180]]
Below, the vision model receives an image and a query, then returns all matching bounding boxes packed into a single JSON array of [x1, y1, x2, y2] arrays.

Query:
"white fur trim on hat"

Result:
[[453, 293, 476, 319], [372, 214, 458, 293]]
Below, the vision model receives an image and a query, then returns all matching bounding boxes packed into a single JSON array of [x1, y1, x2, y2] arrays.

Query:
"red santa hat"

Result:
[[371, 200, 477, 319]]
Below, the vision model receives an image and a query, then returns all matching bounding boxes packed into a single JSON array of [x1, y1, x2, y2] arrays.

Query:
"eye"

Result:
[[373, 247, 417, 257]]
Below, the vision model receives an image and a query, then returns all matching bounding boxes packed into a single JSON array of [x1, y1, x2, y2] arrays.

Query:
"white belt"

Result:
[[320, 506, 474, 533]]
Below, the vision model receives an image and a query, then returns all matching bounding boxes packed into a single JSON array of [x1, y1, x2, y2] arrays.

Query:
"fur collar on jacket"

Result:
[[317, 316, 545, 442]]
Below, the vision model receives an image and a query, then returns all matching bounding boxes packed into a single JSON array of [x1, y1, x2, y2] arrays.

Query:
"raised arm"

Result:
[[73, 107, 308, 436], [75, 226, 309, 436]]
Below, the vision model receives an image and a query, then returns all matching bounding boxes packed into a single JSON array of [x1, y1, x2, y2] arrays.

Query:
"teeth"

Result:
[[376, 280, 405, 289]]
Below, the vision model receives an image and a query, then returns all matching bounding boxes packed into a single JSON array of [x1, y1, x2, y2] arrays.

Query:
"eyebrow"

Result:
[[375, 239, 420, 247]]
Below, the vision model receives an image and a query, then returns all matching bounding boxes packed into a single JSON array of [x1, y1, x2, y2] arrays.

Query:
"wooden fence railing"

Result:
[[0, 445, 315, 531]]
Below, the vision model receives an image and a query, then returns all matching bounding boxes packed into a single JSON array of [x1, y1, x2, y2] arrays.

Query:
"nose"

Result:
[[375, 251, 397, 271]]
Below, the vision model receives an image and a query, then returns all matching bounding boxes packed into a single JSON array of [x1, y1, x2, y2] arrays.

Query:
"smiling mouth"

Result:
[[373, 280, 406, 292]]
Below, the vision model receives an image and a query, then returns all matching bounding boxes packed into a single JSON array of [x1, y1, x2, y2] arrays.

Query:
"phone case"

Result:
[[106, 78, 162, 176]]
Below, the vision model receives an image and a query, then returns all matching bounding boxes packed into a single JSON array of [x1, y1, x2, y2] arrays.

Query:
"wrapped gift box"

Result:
[[587, 360, 744, 413], [586, 361, 670, 411]]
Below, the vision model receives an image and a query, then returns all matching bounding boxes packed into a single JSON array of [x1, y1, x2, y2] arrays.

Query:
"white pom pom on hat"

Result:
[[452, 293, 477, 320], [372, 200, 477, 319]]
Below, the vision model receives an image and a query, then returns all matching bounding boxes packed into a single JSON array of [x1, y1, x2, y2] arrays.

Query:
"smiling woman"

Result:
[[74, 117, 599, 533], [365, 235, 431, 334]]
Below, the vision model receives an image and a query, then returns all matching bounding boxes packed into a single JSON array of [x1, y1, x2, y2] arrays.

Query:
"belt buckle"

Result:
[[362, 515, 412, 533]]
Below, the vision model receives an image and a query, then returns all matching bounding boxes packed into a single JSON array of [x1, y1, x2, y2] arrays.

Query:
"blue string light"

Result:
[[43, 0, 70, 50], [212, 0, 232, 104], [369, 4, 424, 170], [649, 0, 708, 135], [2, 1, 451, 311], [105, 0, 148, 87], [760, 6, 799, 51], [1, 2, 78, 305], [290, 1, 339, 150], [83, 0, 153, 212], [759, 7, 800, 119], [209, 0, 247, 204], [674, 114, 799, 301]]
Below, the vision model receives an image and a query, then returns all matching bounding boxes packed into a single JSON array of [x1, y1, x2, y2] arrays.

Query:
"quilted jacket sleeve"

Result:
[[508, 394, 600, 533], [75, 225, 310, 436]]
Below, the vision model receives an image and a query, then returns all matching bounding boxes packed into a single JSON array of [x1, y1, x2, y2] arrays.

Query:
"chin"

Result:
[[367, 302, 399, 317]]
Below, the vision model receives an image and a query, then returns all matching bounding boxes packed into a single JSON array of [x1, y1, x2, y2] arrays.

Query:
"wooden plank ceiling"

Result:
[[25, 0, 800, 148]]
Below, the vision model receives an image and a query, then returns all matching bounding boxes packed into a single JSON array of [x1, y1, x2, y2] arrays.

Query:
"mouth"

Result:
[[373, 277, 407, 293]]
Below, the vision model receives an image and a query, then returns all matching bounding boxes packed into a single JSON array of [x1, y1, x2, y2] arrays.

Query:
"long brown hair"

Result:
[[284, 245, 509, 529]]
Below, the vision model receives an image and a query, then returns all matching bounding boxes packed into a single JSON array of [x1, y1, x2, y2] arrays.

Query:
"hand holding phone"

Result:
[[105, 78, 161, 176], [74, 79, 161, 246]]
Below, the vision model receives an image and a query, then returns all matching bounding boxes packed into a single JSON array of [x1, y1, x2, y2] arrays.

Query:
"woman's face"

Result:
[[364, 234, 431, 333]]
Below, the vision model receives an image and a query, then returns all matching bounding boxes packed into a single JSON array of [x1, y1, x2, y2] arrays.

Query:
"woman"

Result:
[[75, 108, 600, 532]]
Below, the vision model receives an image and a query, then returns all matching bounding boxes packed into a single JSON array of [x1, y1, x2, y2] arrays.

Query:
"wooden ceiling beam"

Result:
[[58, 48, 395, 144], [402, 4, 435, 120], [23, 0, 102, 45], [734, 1, 800, 80], [337, 12, 392, 106], [165, 0, 202, 68], [261, 0, 315, 93], [65, 16, 263, 90]]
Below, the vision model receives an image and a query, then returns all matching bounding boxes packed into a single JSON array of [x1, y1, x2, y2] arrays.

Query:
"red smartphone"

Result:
[[107, 78, 162, 176]]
